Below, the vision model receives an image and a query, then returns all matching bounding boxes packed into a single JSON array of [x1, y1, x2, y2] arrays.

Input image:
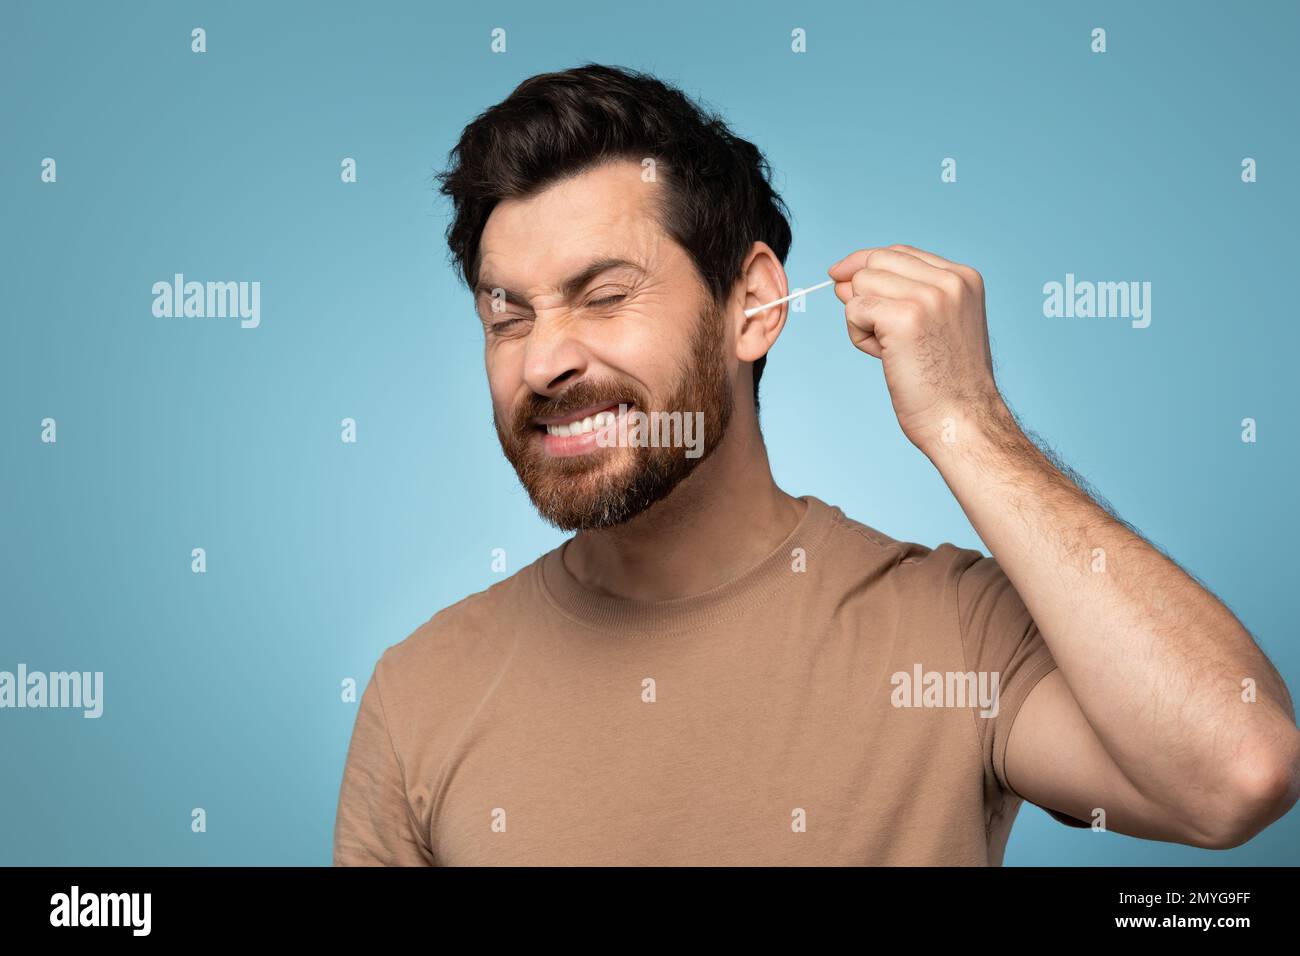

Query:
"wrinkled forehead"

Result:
[[476, 160, 668, 294]]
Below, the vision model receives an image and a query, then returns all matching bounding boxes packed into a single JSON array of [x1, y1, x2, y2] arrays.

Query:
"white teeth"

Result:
[[545, 407, 621, 437]]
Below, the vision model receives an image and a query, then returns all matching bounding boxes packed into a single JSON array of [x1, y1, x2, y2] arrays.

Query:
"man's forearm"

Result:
[[924, 393, 1299, 831]]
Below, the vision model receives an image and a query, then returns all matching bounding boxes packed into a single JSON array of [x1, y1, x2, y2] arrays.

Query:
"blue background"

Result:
[[2, 0, 1296, 865]]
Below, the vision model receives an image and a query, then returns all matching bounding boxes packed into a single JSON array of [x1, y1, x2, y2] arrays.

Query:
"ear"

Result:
[[734, 242, 788, 365]]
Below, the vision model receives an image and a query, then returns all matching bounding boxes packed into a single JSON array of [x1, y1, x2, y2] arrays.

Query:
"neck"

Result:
[[562, 405, 805, 602]]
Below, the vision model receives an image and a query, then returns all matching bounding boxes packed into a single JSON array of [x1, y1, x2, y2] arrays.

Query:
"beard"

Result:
[[493, 295, 734, 531]]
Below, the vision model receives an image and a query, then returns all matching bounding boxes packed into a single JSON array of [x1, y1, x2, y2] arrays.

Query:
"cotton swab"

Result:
[[743, 278, 835, 318]]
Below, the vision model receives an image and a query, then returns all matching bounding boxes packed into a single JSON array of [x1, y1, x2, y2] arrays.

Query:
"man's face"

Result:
[[475, 159, 734, 530]]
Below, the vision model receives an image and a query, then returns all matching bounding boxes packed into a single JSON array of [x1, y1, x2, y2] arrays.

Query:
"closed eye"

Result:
[[587, 294, 626, 308], [488, 316, 530, 336]]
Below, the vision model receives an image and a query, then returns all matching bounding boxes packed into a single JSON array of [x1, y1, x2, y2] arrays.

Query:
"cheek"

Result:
[[484, 348, 525, 416], [596, 309, 681, 388]]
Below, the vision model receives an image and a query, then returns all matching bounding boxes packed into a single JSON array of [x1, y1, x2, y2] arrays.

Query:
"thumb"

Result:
[[827, 247, 880, 280]]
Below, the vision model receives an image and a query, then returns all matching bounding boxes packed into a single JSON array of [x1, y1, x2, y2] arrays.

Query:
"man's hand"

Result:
[[827, 244, 1002, 452]]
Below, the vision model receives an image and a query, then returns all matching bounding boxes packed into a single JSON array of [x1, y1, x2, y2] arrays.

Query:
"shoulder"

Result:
[[818, 498, 989, 590], [369, 552, 548, 713]]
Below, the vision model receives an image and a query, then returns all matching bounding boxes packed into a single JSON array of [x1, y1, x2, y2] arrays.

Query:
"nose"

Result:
[[521, 311, 590, 397]]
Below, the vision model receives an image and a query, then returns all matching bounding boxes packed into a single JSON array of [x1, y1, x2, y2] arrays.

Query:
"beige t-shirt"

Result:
[[333, 494, 1082, 866]]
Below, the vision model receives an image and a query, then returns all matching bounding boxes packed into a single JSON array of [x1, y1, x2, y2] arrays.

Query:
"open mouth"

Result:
[[532, 401, 634, 437], [530, 401, 636, 457]]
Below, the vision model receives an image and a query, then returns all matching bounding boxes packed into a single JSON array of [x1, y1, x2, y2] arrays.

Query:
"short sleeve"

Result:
[[954, 549, 1061, 807], [332, 659, 435, 866]]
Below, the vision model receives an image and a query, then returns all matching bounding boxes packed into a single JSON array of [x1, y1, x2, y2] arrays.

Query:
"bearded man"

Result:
[[333, 63, 1299, 866]]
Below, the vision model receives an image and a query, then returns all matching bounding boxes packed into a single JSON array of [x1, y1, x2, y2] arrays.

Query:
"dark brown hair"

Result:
[[435, 62, 793, 411]]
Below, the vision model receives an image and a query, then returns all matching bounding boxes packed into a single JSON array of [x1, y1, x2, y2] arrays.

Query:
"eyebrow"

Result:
[[474, 257, 647, 310]]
